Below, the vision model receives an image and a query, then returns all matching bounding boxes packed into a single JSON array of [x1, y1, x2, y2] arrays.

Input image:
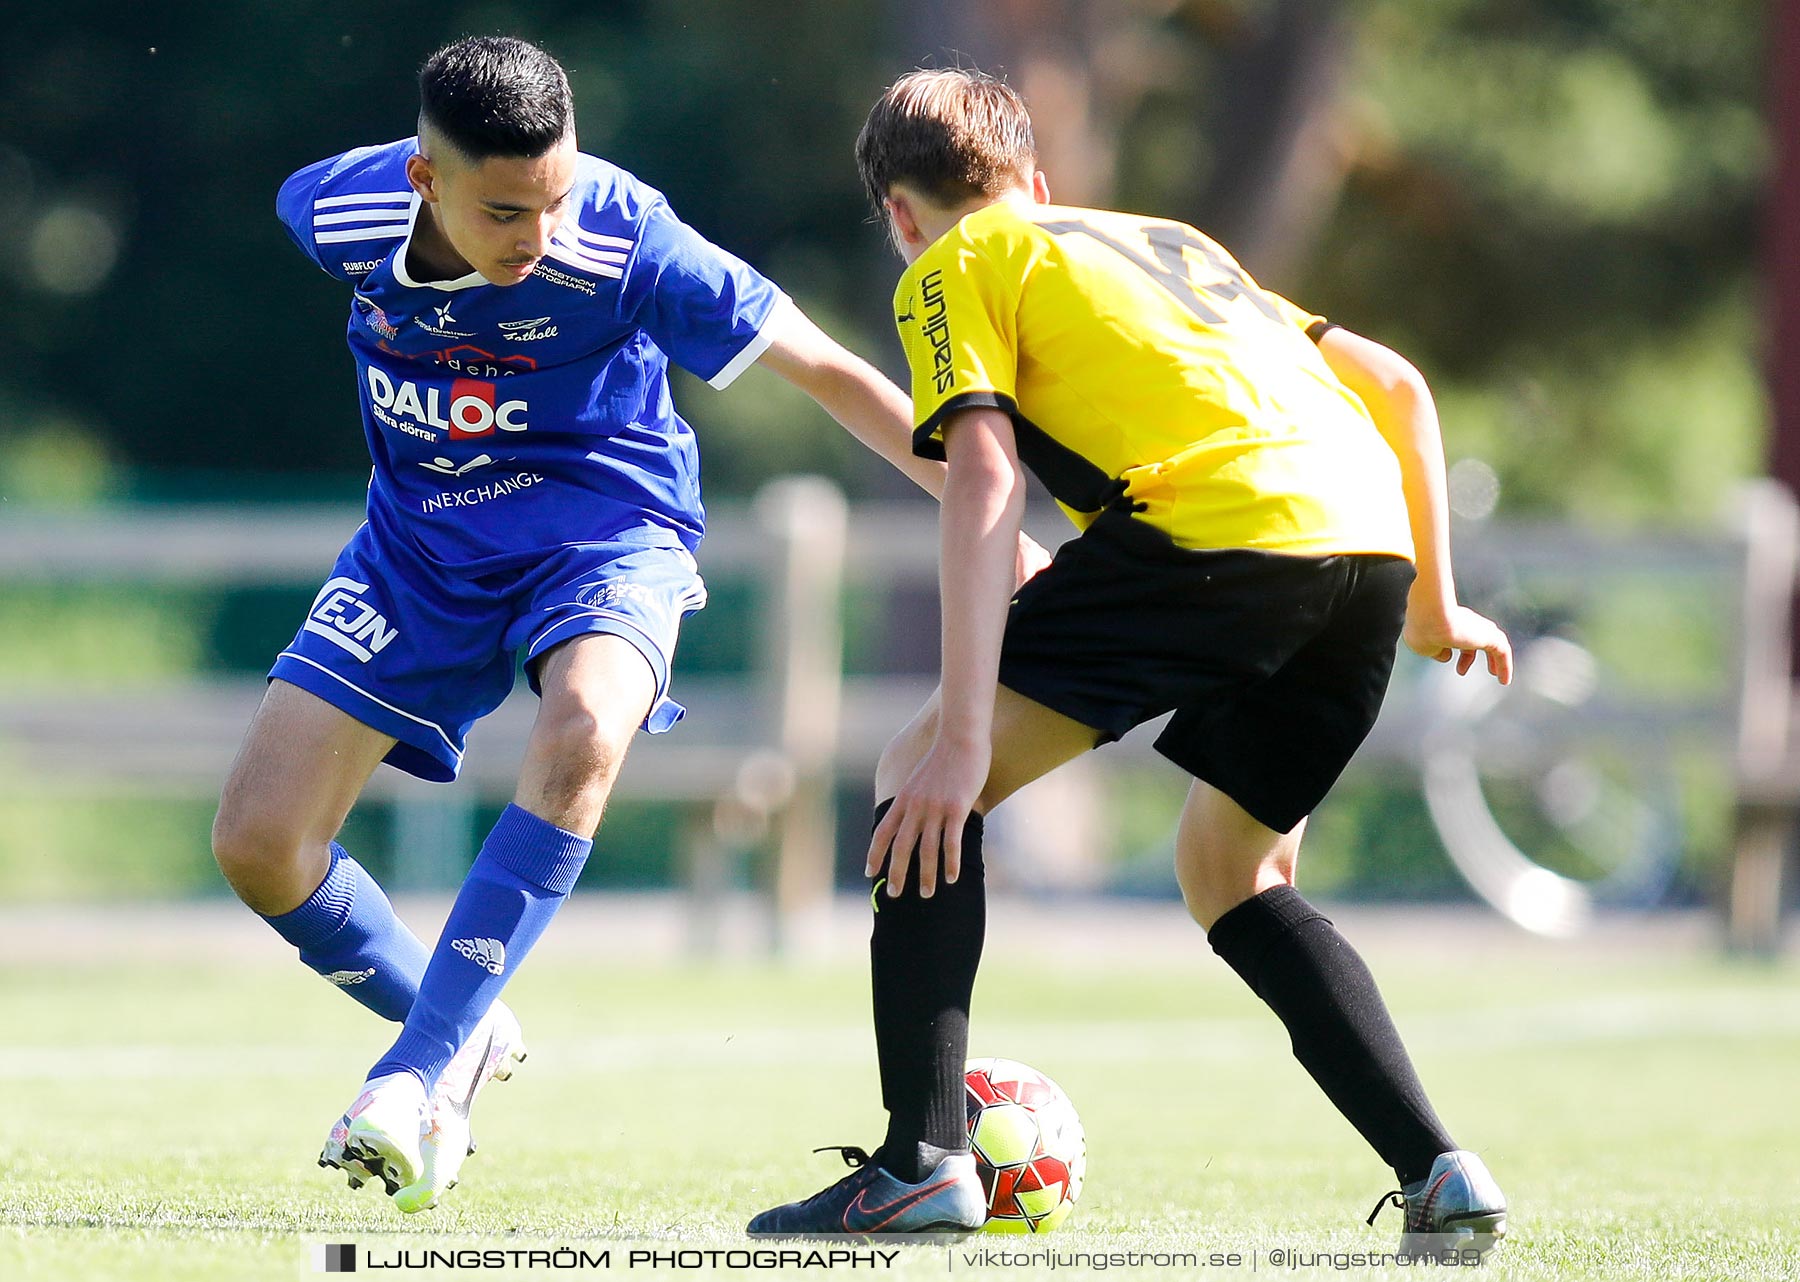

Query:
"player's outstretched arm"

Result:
[[1317, 327, 1513, 685], [752, 297, 1052, 584], [868, 407, 1026, 898], [754, 297, 949, 498]]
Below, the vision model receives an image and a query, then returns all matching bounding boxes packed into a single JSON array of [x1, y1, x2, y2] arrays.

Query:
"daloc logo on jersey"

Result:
[[444, 378, 525, 439], [303, 577, 398, 663], [365, 368, 528, 441]]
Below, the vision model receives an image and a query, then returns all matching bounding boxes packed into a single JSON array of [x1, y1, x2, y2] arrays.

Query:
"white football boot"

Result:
[[318, 1109, 380, 1191], [320, 1071, 429, 1196], [392, 1000, 528, 1213]]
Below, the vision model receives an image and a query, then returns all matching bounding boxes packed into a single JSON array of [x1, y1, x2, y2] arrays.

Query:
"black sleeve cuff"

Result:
[[911, 390, 1020, 460], [1305, 319, 1340, 344]]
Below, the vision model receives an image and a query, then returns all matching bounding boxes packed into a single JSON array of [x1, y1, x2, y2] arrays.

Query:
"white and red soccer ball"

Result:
[[964, 1057, 1086, 1233]]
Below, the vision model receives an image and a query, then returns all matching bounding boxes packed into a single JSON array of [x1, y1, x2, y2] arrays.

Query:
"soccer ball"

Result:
[[964, 1057, 1086, 1234]]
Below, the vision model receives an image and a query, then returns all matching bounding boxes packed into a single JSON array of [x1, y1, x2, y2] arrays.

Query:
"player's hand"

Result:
[[1015, 533, 1053, 590], [867, 736, 991, 899], [1404, 603, 1514, 685]]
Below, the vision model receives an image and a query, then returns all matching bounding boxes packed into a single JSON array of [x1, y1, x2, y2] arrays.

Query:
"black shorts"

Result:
[[997, 510, 1414, 834]]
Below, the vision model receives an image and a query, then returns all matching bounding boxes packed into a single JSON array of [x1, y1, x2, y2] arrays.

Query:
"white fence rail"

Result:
[[0, 480, 1788, 951]]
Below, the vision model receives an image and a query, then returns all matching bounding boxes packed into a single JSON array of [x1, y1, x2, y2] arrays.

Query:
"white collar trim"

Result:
[[392, 194, 487, 292]]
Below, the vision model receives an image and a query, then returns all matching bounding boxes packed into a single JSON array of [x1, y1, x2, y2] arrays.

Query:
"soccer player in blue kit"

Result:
[[209, 36, 1002, 1213]]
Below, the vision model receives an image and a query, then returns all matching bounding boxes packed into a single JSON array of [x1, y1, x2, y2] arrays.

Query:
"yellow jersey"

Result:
[[894, 200, 1414, 560]]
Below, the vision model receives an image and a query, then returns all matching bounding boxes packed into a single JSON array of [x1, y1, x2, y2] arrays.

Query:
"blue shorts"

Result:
[[270, 523, 706, 782]]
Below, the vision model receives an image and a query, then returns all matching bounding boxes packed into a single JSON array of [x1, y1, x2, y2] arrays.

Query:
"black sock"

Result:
[[869, 799, 985, 1182], [1206, 885, 1454, 1186]]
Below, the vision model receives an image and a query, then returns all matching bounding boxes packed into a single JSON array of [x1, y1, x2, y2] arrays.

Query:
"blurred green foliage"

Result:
[[0, 586, 209, 688], [0, 796, 222, 900], [0, 421, 120, 509], [1301, 0, 1766, 522], [1110, 0, 1765, 522]]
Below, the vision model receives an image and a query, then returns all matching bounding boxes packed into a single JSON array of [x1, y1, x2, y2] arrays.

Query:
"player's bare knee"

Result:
[[1178, 856, 1296, 929], [531, 706, 628, 799], [554, 707, 630, 776], [210, 801, 260, 882], [1180, 876, 1244, 932], [1174, 855, 1219, 928], [211, 804, 305, 908], [1173, 846, 1255, 927]]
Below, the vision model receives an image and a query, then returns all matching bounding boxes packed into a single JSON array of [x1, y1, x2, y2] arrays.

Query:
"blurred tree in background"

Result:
[[1088, 0, 1766, 524], [0, 0, 1768, 520], [1306, 0, 1767, 524]]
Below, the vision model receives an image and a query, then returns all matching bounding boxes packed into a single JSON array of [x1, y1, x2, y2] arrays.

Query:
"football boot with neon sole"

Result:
[[747, 1146, 987, 1236], [318, 1110, 380, 1192], [392, 1001, 528, 1213], [1367, 1149, 1507, 1256], [320, 1071, 429, 1196]]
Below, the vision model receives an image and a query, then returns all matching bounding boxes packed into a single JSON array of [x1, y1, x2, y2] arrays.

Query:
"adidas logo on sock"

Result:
[[452, 937, 506, 975], [324, 968, 376, 987]]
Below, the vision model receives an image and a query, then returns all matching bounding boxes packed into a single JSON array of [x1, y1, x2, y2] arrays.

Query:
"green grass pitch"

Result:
[[1, 904, 1796, 1280]]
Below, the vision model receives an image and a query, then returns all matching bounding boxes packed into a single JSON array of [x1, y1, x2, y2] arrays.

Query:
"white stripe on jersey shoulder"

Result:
[[551, 233, 629, 260], [551, 222, 632, 257], [707, 294, 792, 390], [571, 227, 634, 251], [313, 209, 413, 228], [316, 214, 414, 234], [545, 209, 636, 280], [314, 190, 414, 209], [548, 241, 628, 272], [545, 241, 625, 280], [317, 226, 410, 244], [312, 182, 416, 248]]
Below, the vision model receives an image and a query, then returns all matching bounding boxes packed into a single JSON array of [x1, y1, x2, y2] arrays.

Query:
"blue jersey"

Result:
[[276, 138, 784, 571]]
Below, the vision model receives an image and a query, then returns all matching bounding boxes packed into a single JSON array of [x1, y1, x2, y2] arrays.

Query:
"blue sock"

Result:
[[368, 804, 590, 1088], [262, 845, 429, 1022]]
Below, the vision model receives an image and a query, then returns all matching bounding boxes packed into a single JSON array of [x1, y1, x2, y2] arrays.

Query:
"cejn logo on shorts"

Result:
[[303, 577, 399, 663], [366, 367, 528, 442]]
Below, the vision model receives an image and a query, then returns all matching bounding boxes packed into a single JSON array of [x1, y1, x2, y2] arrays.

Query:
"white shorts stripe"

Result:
[[276, 651, 462, 762]]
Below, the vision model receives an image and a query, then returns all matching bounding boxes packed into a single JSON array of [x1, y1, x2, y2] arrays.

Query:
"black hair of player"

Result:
[[418, 36, 574, 160]]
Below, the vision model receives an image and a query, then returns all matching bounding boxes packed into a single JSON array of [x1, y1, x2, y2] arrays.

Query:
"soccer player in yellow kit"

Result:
[[749, 69, 1511, 1252]]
